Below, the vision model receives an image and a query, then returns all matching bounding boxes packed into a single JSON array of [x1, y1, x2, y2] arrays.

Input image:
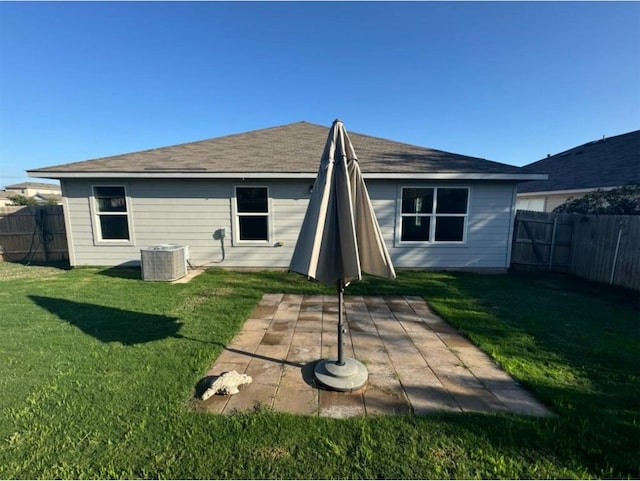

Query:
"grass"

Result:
[[0, 262, 638, 479]]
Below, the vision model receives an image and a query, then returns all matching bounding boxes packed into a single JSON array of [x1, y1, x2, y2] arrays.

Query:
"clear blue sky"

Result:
[[1, 1, 639, 187]]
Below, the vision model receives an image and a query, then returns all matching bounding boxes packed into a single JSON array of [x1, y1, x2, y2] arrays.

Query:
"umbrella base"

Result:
[[314, 357, 368, 392]]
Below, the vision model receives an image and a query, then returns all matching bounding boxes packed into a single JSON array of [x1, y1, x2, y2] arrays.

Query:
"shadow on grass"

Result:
[[30, 295, 182, 345], [428, 271, 640, 477], [6, 259, 72, 270], [96, 266, 142, 280]]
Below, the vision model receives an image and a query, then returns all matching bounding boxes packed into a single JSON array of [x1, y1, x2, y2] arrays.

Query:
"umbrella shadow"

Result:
[[215, 345, 320, 386], [221, 345, 306, 369], [30, 295, 182, 345], [193, 360, 319, 400], [230, 348, 319, 387], [198, 343, 320, 392]]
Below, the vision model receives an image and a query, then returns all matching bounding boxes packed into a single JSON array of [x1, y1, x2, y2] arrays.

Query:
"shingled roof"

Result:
[[29, 121, 544, 181], [4, 182, 60, 190], [518, 129, 640, 193]]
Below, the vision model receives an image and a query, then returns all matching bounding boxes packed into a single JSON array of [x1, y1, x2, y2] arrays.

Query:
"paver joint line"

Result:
[[199, 293, 553, 418]]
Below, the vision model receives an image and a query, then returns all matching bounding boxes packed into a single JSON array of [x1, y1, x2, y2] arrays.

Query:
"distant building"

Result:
[[517, 130, 640, 212], [0, 190, 13, 207], [2, 181, 62, 206]]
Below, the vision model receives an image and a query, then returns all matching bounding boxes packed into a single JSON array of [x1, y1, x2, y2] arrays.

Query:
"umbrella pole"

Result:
[[313, 277, 368, 392], [337, 279, 345, 366]]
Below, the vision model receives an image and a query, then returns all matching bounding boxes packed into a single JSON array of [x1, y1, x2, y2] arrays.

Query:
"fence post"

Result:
[[609, 222, 624, 285], [548, 216, 558, 271]]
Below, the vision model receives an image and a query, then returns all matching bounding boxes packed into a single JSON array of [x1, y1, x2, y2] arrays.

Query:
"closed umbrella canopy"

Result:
[[290, 119, 395, 284], [289, 119, 395, 391]]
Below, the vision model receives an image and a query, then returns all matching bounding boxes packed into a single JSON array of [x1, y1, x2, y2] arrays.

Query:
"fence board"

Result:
[[0, 205, 69, 262], [571, 214, 640, 290], [511, 211, 572, 271], [512, 210, 640, 291]]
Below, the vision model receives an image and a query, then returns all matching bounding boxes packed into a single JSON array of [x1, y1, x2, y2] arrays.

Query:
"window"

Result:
[[399, 187, 469, 243], [92, 185, 132, 242], [234, 186, 270, 242]]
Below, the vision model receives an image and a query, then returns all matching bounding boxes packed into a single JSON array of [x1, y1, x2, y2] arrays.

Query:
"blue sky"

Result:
[[1, 1, 639, 187]]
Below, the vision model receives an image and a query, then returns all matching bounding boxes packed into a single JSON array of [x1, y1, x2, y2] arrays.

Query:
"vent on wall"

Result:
[[140, 244, 188, 281]]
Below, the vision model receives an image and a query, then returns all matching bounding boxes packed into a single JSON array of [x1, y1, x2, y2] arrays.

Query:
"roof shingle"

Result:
[[518, 130, 640, 193], [29, 121, 537, 178]]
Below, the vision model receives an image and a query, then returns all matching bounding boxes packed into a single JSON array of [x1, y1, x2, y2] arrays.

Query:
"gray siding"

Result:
[[62, 178, 516, 270], [370, 180, 515, 269]]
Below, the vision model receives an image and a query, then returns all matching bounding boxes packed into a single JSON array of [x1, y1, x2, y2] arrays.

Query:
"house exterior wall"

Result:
[[517, 191, 589, 212], [61, 178, 517, 270]]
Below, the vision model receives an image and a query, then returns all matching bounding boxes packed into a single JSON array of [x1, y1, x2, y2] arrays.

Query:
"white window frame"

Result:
[[396, 185, 470, 246], [232, 185, 273, 246], [90, 184, 135, 245]]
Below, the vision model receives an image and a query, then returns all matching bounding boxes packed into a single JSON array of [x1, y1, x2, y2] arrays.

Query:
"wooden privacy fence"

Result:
[[512, 210, 640, 291], [0, 205, 69, 263]]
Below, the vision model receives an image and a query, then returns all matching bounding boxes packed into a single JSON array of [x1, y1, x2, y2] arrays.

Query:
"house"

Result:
[[517, 130, 640, 212], [0, 190, 13, 207], [2, 182, 62, 206], [27, 121, 545, 270], [4, 181, 61, 197]]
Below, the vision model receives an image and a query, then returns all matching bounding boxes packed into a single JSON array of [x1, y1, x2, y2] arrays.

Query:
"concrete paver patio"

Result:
[[196, 293, 552, 418]]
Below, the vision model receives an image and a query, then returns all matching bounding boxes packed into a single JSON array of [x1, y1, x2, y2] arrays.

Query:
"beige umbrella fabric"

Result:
[[289, 119, 395, 284], [289, 119, 395, 391]]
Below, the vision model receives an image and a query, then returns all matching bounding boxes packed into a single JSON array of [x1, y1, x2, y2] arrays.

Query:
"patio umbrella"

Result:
[[289, 119, 396, 391]]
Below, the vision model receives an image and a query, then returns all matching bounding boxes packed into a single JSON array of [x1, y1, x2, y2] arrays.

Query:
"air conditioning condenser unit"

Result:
[[140, 244, 188, 281]]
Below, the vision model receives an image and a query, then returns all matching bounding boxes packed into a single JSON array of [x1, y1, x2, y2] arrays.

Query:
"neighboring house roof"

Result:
[[33, 193, 62, 203], [4, 181, 60, 191], [518, 130, 640, 194], [0, 189, 61, 205], [28, 121, 545, 181]]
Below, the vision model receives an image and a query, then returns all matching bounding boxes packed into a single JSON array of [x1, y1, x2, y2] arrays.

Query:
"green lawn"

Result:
[[0, 263, 638, 479]]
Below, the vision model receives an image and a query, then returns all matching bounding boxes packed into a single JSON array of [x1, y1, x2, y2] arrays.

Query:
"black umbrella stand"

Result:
[[313, 279, 368, 392]]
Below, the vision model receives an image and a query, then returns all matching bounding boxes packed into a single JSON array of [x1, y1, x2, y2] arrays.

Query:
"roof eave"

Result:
[[365, 173, 548, 181], [517, 185, 622, 196], [28, 170, 548, 181]]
